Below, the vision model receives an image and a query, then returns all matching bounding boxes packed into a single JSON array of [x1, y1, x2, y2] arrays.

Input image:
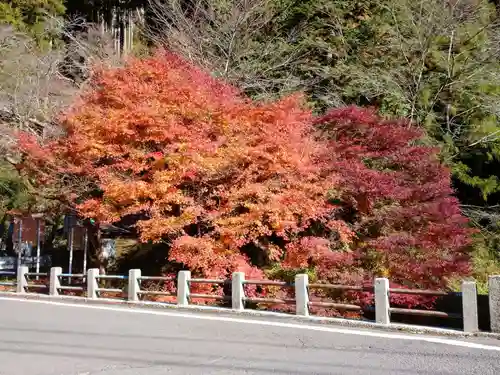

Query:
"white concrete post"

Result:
[[462, 280, 479, 333], [375, 278, 390, 325], [295, 274, 309, 316], [49, 267, 62, 296], [87, 268, 100, 299], [177, 270, 191, 306], [128, 269, 141, 302], [489, 275, 500, 333], [232, 272, 245, 310], [16, 265, 28, 294]]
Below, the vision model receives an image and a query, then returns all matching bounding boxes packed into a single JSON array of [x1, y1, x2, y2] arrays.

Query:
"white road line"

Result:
[[1, 296, 499, 352]]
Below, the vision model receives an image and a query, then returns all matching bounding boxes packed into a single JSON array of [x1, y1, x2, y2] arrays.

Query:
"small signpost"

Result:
[[16, 217, 22, 268], [6, 213, 90, 278], [65, 215, 91, 282], [65, 214, 78, 283], [12, 213, 46, 275], [33, 213, 43, 280], [83, 227, 88, 281]]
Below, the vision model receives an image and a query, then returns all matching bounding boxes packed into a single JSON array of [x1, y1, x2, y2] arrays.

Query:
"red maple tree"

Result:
[[308, 107, 472, 306], [17, 52, 472, 306]]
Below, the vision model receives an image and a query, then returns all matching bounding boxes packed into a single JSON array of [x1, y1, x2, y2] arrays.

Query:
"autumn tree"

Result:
[[17, 53, 472, 305], [17, 51, 338, 278], [309, 107, 472, 305]]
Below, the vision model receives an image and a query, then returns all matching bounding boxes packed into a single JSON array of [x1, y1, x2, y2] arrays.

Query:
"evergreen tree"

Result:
[[0, 0, 66, 36]]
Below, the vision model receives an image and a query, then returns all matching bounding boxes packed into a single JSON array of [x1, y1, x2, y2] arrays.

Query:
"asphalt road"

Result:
[[0, 298, 499, 375]]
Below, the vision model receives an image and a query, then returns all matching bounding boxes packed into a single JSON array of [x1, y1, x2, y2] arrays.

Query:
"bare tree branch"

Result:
[[144, 0, 308, 100]]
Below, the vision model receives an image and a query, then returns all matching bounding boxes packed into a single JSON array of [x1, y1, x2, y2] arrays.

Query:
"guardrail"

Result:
[[51, 268, 86, 295], [24, 272, 49, 292], [0, 271, 16, 288], [6, 266, 500, 333], [136, 274, 176, 299], [241, 276, 295, 306], [308, 280, 369, 312]]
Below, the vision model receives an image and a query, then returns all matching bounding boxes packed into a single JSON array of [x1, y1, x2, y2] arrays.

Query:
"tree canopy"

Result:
[[146, 0, 500, 283], [17, 52, 472, 303]]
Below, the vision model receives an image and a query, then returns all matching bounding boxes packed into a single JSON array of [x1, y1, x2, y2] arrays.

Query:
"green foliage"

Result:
[[449, 237, 500, 294], [0, 0, 66, 38], [471, 242, 500, 294], [0, 161, 31, 218], [0, 2, 23, 28], [265, 264, 318, 283]]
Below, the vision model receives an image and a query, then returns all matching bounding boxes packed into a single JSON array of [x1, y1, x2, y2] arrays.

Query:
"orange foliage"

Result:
[[18, 51, 349, 279]]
